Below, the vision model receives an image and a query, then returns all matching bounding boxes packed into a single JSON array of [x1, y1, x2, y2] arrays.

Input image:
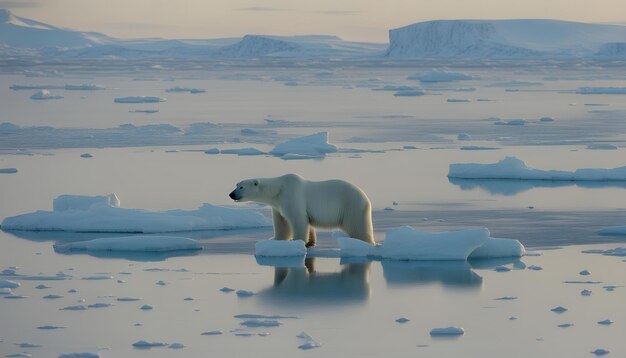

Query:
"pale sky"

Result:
[[4, 0, 626, 42]]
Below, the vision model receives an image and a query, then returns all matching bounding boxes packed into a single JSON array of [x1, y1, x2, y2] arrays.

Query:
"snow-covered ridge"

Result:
[[386, 19, 626, 58]]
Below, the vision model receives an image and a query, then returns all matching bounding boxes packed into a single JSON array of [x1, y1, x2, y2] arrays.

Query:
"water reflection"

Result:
[[382, 260, 483, 288], [449, 178, 626, 196]]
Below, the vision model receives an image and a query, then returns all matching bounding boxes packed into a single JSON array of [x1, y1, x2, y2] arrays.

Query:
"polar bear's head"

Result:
[[229, 179, 261, 202]]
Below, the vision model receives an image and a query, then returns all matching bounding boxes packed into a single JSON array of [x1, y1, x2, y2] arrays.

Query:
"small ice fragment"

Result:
[[43, 294, 63, 299], [35, 284, 51, 289], [80, 153, 93, 158], [168, 343, 185, 349], [0, 279, 20, 289], [37, 325, 65, 330], [494, 266, 511, 272], [6, 353, 33, 357], [236, 290, 255, 297], [156, 281, 167, 286], [591, 348, 610, 356], [528, 265, 543, 271], [58, 353, 100, 358], [430, 326, 465, 336], [258, 332, 270, 337], [0, 288, 12, 295], [396, 317, 410, 323], [509, 316, 518, 320], [220, 287, 235, 293], [557, 323, 574, 328], [201, 331, 223, 336], [296, 332, 313, 340], [298, 341, 322, 350], [579, 270, 591, 276], [183, 297, 194, 301], [392, 201, 399, 206], [4, 295, 28, 299], [117, 297, 142, 302], [16, 343, 42, 348], [495, 296, 518, 300], [132, 341, 168, 348], [82, 276, 113, 280], [597, 319, 613, 325], [87, 303, 112, 308], [581, 289, 592, 296], [240, 319, 282, 327], [140, 305, 153, 310], [551, 306, 568, 313], [68, 289, 77, 293], [117, 280, 125, 283]]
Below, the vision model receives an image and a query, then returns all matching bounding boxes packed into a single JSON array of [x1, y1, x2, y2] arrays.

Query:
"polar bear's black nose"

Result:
[[229, 191, 237, 200]]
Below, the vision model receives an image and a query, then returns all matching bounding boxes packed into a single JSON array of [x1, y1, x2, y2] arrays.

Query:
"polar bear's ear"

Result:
[[253, 179, 259, 186]]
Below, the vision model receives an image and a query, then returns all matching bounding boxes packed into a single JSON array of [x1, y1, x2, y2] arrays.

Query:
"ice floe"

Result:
[[590, 348, 610, 356], [166, 86, 206, 93], [220, 148, 265, 156], [2, 194, 270, 232], [0, 279, 20, 288], [269, 132, 337, 159], [79, 153, 93, 158], [396, 317, 410, 323], [114, 96, 166, 103], [597, 319, 613, 325], [551, 306, 568, 313], [0, 168, 18, 173], [236, 290, 255, 297], [449, 156, 626, 181], [394, 90, 425, 97], [132, 340, 168, 348], [582, 247, 626, 255], [201, 331, 223, 335], [407, 71, 473, 82], [587, 144, 618, 150], [239, 319, 282, 327], [494, 119, 527, 126], [58, 353, 100, 358], [576, 87, 626, 94], [581, 289, 592, 296], [30, 90, 63, 100], [429, 326, 465, 336], [55, 236, 201, 252]]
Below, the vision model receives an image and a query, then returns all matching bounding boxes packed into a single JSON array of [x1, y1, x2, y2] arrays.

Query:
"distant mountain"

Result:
[[0, 8, 112, 48], [386, 19, 626, 58]]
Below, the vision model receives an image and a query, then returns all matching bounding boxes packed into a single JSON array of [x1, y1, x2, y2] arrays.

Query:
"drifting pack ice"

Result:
[[269, 132, 338, 159], [1, 194, 270, 233], [448, 156, 626, 181]]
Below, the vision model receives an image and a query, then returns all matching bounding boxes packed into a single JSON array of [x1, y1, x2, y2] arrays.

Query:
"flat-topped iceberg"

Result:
[[449, 156, 626, 181], [30, 90, 63, 100], [114, 96, 166, 103], [1, 194, 270, 233], [269, 132, 337, 159], [54, 235, 201, 252]]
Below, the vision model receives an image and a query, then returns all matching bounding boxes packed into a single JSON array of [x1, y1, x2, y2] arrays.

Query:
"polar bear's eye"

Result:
[[239, 186, 243, 190]]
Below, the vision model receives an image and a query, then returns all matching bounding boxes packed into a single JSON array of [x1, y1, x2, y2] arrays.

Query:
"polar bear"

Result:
[[229, 174, 375, 247]]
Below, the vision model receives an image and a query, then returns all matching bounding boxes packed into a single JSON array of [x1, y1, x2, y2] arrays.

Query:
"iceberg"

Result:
[[54, 236, 201, 252], [379, 227, 489, 260], [269, 132, 337, 159], [1, 194, 270, 233], [449, 156, 626, 181], [30, 90, 63, 100], [468, 237, 525, 259], [114, 96, 166, 103]]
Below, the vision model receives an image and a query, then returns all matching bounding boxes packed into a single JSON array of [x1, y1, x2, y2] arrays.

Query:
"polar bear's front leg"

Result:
[[272, 209, 292, 240], [286, 213, 310, 244]]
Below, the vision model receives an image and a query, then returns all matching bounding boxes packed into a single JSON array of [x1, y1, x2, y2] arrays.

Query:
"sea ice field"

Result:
[[2, 61, 626, 357]]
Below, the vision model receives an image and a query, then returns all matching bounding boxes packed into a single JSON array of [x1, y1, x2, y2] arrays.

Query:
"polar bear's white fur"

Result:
[[229, 174, 375, 247]]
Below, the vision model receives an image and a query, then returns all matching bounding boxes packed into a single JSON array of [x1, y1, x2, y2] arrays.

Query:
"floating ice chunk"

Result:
[[447, 98, 471, 103], [56, 236, 201, 252], [87, 303, 112, 309], [35, 284, 50, 289], [396, 317, 410, 323], [234, 314, 298, 319], [16, 343, 41, 348], [117, 297, 142, 302], [58, 353, 100, 358], [30, 90, 63, 100], [587, 144, 618, 150], [114, 96, 166, 103], [449, 156, 626, 181], [0, 287, 12, 294], [0, 168, 18, 173], [336, 235, 376, 257], [61, 305, 87, 311], [494, 266, 511, 272], [37, 325, 65, 330], [6, 353, 33, 357], [528, 265, 543, 271], [141, 305, 153, 310], [4, 294, 28, 299], [551, 306, 568, 313], [580, 270, 591, 276], [429, 326, 465, 336], [239, 319, 282, 327], [169, 343, 185, 349], [495, 296, 518, 300], [270, 132, 337, 159], [457, 133, 471, 140], [166, 86, 205, 93], [598, 319, 613, 325], [0, 279, 20, 289], [298, 341, 322, 350], [201, 331, 223, 335], [581, 289, 592, 296], [2, 194, 270, 232], [540, 117, 555, 122], [494, 119, 527, 126], [255, 239, 306, 257], [184, 297, 194, 301], [379, 227, 489, 261], [469, 237, 525, 258], [220, 148, 266, 156], [65, 84, 105, 91], [204, 148, 220, 154], [460, 146, 499, 150], [576, 87, 626, 94], [557, 323, 574, 328], [591, 348, 610, 356], [220, 287, 235, 293], [236, 290, 255, 297], [81, 276, 112, 280], [53, 194, 119, 212], [582, 247, 626, 255], [132, 341, 168, 348], [407, 71, 472, 82], [79, 153, 93, 158], [394, 90, 425, 97]]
